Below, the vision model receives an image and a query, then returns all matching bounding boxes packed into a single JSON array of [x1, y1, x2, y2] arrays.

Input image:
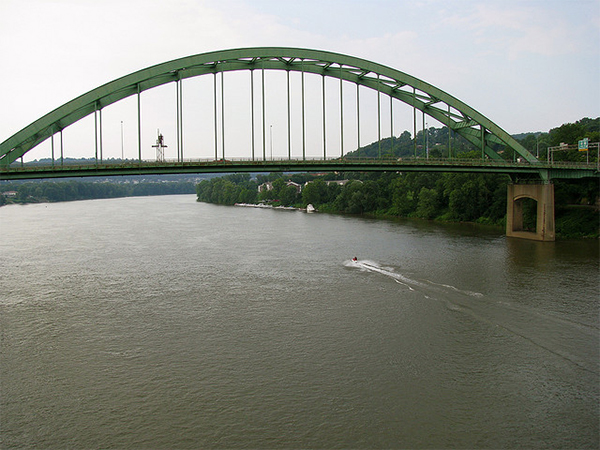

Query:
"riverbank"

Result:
[[234, 202, 316, 212], [196, 172, 599, 240]]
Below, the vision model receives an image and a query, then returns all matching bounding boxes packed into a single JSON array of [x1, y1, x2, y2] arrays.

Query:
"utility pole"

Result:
[[425, 122, 429, 159]]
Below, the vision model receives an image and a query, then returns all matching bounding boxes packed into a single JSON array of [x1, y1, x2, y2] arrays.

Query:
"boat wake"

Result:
[[344, 258, 598, 375], [344, 259, 482, 298]]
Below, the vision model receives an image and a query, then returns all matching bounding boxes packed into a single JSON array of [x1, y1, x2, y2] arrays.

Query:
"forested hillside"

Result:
[[345, 117, 599, 161]]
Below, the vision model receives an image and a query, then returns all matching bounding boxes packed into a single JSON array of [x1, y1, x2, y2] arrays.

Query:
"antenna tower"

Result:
[[152, 129, 168, 162]]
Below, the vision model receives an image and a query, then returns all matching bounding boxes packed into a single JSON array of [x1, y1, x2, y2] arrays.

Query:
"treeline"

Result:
[[196, 172, 599, 238], [347, 117, 600, 162], [0, 180, 196, 205], [518, 117, 599, 162]]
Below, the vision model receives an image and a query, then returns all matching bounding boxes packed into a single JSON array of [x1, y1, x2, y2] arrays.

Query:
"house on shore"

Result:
[[258, 180, 302, 193]]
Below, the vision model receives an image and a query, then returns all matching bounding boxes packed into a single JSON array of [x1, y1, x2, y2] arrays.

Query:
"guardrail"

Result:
[[1, 156, 597, 180], [4, 156, 598, 167]]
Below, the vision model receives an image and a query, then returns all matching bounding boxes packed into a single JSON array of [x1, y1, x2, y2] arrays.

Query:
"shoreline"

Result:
[[234, 203, 316, 212]]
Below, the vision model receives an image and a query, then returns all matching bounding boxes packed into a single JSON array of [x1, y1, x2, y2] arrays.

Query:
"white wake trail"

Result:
[[345, 259, 424, 291], [345, 259, 482, 297]]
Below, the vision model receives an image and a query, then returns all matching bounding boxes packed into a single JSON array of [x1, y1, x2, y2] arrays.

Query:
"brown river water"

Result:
[[1, 195, 598, 449]]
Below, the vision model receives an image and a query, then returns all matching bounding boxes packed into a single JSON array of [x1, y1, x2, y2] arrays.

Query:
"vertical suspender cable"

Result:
[[390, 94, 393, 156], [262, 65, 266, 161], [422, 111, 425, 155], [94, 105, 98, 164], [213, 71, 218, 160], [60, 129, 64, 166], [221, 71, 225, 160], [322, 73, 326, 160], [481, 125, 485, 160], [287, 69, 291, 160], [413, 87, 417, 157], [339, 65, 344, 158], [51, 133, 55, 167], [176, 78, 180, 161], [137, 85, 142, 162], [357, 83, 360, 158], [99, 107, 103, 163], [251, 69, 255, 161], [301, 60, 306, 160], [448, 104, 451, 159], [180, 78, 183, 162], [377, 74, 381, 158]]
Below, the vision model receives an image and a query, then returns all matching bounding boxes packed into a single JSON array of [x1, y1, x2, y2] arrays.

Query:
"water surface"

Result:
[[1, 195, 598, 448]]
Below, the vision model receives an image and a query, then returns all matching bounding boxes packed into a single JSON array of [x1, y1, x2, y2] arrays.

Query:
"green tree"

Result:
[[302, 179, 328, 206], [334, 180, 367, 214], [415, 187, 440, 219], [279, 185, 299, 206], [390, 176, 416, 216]]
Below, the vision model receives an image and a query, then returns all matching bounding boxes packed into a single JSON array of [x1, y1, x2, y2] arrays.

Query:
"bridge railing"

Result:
[[3, 155, 597, 173]]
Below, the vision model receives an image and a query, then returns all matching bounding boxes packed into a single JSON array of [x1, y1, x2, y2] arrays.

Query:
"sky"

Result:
[[1, 0, 599, 161]]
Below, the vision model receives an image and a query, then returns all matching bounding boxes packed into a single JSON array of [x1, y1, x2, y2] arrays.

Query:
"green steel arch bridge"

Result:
[[1, 47, 598, 240]]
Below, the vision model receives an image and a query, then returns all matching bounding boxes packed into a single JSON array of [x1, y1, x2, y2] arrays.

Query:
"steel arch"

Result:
[[0, 47, 534, 165]]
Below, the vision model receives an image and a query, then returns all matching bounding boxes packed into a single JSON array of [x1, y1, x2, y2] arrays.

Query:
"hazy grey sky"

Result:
[[1, 0, 598, 160]]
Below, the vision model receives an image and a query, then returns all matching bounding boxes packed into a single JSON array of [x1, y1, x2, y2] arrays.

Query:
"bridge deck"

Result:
[[1, 158, 597, 180]]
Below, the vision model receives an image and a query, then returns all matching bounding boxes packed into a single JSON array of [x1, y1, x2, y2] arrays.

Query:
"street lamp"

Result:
[[121, 121, 124, 160], [425, 122, 429, 159], [536, 134, 549, 161], [270, 125, 273, 160]]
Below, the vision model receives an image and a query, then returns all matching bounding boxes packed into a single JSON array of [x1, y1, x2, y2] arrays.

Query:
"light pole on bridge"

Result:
[[121, 121, 124, 161], [270, 125, 273, 160]]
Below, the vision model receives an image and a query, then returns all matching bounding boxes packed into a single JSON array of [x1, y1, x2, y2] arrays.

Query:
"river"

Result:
[[1, 194, 598, 449]]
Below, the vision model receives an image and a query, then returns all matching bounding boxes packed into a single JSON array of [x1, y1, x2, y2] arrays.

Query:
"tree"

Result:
[[279, 185, 299, 206], [302, 179, 328, 206], [390, 176, 416, 216], [334, 180, 367, 214], [415, 187, 440, 219]]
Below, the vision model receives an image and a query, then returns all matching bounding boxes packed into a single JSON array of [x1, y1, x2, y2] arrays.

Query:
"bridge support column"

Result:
[[506, 183, 555, 241]]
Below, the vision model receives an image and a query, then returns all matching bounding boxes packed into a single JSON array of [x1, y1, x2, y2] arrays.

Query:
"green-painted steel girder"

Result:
[[3, 159, 596, 182], [0, 47, 535, 166]]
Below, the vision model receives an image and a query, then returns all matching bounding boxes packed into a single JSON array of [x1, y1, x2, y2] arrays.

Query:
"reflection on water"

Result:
[[506, 236, 558, 268]]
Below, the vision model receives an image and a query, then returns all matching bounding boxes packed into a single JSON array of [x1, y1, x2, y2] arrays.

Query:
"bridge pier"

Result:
[[506, 183, 555, 241]]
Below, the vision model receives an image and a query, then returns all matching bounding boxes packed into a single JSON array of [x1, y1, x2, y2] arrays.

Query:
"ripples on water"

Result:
[[1, 195, 598, 449], [346, 258, 598, 376]]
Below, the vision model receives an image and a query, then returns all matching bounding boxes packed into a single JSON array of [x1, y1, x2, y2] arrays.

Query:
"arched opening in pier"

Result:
[[513, 196, 538, 232]]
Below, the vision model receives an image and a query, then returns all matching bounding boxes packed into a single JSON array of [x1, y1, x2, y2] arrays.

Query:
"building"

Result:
[[258, 182, 273, 193], [285, 181, 302, 194], [258, 180, 302, 193]]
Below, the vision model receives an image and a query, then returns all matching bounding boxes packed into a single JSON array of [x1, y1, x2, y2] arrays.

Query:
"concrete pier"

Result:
[[506, 183, 555, 241]]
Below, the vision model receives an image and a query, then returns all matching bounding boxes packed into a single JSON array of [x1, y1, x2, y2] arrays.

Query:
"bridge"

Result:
[[1, 47, 598, 241]]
